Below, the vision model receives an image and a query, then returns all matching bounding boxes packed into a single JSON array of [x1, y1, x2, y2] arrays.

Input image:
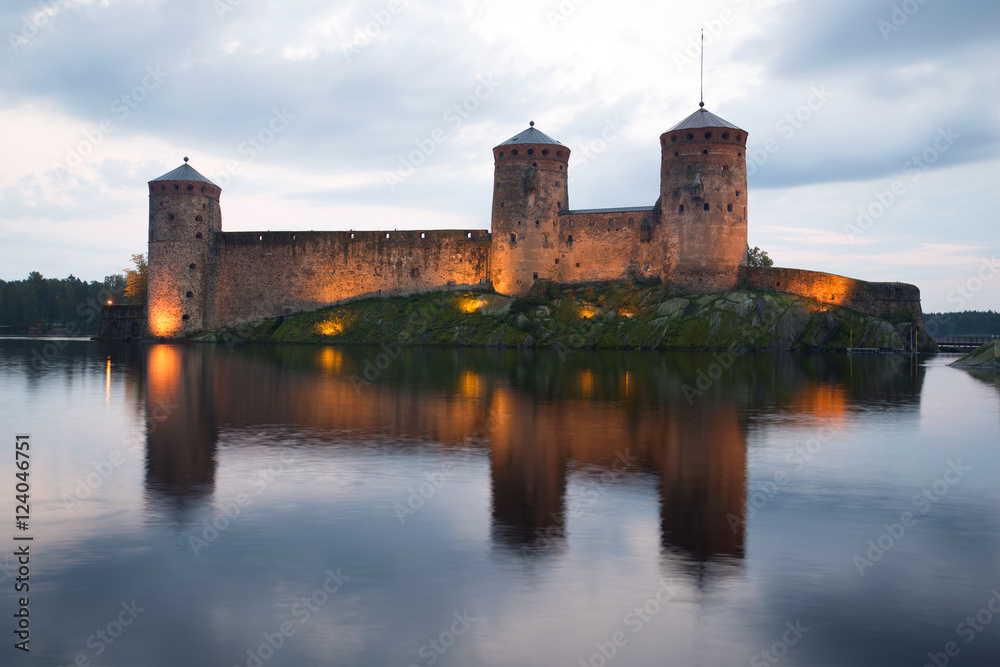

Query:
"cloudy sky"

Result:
[[1, 0, 997, 312]]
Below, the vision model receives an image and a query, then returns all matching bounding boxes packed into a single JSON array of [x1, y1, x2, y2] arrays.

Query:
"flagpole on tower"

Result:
[[700, 28, 705, 108]]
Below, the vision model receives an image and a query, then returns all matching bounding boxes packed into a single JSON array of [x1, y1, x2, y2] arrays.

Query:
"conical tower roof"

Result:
[[667, 107, 744, 132], [150, 160, 217, 185], [496, 122, 564, 147]]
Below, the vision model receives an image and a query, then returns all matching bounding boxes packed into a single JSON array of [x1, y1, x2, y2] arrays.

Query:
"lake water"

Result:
[[0, 339, 997, 667]]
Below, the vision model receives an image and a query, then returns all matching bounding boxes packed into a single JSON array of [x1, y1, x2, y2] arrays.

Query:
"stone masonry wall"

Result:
[[745, 266, 925, 326], [211, 229, 491, 328], [553, 212, 653, 283]]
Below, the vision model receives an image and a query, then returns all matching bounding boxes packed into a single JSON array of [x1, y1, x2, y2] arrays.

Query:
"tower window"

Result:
[[421, 232, 426, 238], [556, 151, 563, 157], [259, 235, 263, 240], [679, 205, 684, 213], [704, 203, 710, 211], [182, 314, 189, 320], [554, 258, 559, 264], [167, 214, 174, 220], [467, 232, 472, 238], [575, 263, 580, 268], [196, 233, 204, 239], [727, 204, 733, 212], [195, 215, 203, 222], [533, 162, 537, 167], [385, 233, 390, 238], [608, 219, 614, 226], [542, 233, 549, 244], [722, 165, 729, 171], [499, 202, 504, 208], [569, 220, 574, 226], [722, 133, 730, 140], [189, 263, 196, 269], [567, 235, 573, 243], [510, 233, 517, 243], [628, 218, 634, 224], [686, 133, 694, 140], [535, 220, 540, 226], [201, 187, 206, 193], [674, 152, 679, 157], [186, 185, 194, 191], [589, 219, 595, 225], [511, 149, 518, 156], [704, 132, 712, 139], [671, 135, 677, 142], [687, 165, 693, 171], [736, 190, 741, 198], [202, 204, 206, 210], [542, 149, 549, 156], [738, 151, 742, 157], [411, 269, 420, 278], [527, 149, 534, 156], [173, 184, 179, 190], [736, 135, 742, 142], [517, 220, 522, 225], [186, 291, 193, 298], [557, 201, 562, 208], [702, 150, 708, 155], [499, 151, 504, 158], [533, 273, 538, 280], [350, 233, 354, 239]]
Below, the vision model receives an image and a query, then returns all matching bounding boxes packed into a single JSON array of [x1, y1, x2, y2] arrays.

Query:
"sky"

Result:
[[0, 0, 997, 312]]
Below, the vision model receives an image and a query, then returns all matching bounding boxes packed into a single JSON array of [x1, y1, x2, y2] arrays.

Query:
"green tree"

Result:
[[746, 245, 774, 268], [123, 253, 148, 304]]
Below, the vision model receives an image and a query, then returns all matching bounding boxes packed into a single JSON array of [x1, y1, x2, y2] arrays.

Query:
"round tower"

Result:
[[659, 107, 748, 292], [489, 123, 570, 296], [147, 159, 221, 337]]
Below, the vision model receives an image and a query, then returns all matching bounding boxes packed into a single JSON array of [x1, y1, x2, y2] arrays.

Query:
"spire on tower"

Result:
[[699, 28, 705, 108]]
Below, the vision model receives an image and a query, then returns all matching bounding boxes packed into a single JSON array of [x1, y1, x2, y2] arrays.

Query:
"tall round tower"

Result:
[[658, 107, 748, 292], [147, 159, 221, 337], [489, 123, 570, 296]]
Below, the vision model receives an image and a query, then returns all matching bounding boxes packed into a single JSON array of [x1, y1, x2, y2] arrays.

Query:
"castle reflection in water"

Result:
[[125, 343, 924, 580]]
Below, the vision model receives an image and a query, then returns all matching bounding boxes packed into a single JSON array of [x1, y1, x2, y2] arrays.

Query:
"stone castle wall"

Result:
[[210, 229, 491, 328], [744, 266, 924, 325]]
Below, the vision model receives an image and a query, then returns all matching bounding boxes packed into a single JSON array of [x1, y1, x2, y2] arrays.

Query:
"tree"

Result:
[[123, 253, 148, 304], [746, 245, 774, 268]]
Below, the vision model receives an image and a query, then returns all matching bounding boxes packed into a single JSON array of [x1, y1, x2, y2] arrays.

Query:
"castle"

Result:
[[145, 105, 921, 338]]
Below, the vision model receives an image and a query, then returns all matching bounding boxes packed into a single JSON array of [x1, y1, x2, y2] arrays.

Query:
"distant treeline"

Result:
[[924, 310, 1000, 336], [0, 272, 126, 335]]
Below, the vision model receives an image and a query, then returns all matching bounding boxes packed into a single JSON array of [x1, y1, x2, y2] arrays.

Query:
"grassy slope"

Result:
[[949, 342, 999, 367], [192, 281, 934, 352]]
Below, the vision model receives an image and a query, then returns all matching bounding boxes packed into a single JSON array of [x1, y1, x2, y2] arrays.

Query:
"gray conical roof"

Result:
[[668, 107, 744, 132], [497, 125, 564, 147], [150, 162, 217, 185]]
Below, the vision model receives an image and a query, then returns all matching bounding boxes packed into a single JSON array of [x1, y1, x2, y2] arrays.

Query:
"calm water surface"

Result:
[[0, 340, 997, 667]]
